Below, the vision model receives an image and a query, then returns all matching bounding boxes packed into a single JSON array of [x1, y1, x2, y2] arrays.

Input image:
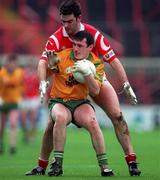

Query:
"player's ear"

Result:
[[77, 15, 82, 21], [89, 44, 94, 51]]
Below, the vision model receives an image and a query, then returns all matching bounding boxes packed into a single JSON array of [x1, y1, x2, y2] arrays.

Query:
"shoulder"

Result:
[[51, 27, 63, 37], [90, 52, 101, 62], [48, 27, 63, 42], [83, 23, 100, 35], [57, 48, 72, 59]]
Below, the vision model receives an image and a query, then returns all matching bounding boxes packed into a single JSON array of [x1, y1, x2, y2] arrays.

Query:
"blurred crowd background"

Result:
[[0, 0, 160, 154], [0, 0, 160, 57], [0, 0, 160, 104]]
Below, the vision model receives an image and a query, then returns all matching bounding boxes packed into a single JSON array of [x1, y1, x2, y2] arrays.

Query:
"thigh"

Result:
[[50, 103, 72, 125], [74, 104, 97, 128], [92, 81, 121, 116]]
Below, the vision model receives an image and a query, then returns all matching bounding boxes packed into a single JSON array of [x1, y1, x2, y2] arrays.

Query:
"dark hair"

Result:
[[73, 31, 94, 47], [59, 0, 81, 17]]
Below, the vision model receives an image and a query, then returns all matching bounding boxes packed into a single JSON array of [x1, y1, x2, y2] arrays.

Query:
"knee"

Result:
[[87, 118, 100, 132], [54, 113, 68, 127]]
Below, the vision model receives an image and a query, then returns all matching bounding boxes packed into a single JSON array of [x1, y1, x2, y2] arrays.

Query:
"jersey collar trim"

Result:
[[70, 50, 92, 61]]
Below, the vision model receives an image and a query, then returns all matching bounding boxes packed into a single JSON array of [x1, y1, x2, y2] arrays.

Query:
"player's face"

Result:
[[6, 60, 17, 73], [60, 14, 81, 36], [73, 39, 93, 60]]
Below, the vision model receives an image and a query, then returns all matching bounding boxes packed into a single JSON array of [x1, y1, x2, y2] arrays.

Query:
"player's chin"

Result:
[[74, 55, 80, 60], [65, 29, 73, 35], [74, 54, 83, 60]]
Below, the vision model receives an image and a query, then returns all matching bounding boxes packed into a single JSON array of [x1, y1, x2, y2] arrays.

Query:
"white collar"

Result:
[[62, 23, 85, 37]]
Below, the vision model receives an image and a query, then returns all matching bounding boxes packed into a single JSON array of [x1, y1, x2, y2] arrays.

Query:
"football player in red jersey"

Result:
[[20, 62, 40, 143], [25, 0, 141, 176]]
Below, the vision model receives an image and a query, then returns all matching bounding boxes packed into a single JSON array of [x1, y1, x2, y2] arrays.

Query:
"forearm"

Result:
[[110, 58, 137, 104], [84, 75, 100, 97], [38, 60, 47, 81], [110, 57, 128, 84]]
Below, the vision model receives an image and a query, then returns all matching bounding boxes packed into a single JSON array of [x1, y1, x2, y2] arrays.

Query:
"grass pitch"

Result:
[[0, 128, 160, 180]]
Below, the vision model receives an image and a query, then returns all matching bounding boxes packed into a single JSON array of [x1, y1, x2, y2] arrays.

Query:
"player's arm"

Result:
[[95, 32, 137, 105], [87, 59, 105, 96], [38, 60, 49, 103], [109, 58, 137, 105], [84, 75, 100, 97], [38, 35, 60, 102], [110, 57, 128, 84]]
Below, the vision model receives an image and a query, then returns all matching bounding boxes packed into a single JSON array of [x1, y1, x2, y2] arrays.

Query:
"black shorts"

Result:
[[0, 103, 18, 113]]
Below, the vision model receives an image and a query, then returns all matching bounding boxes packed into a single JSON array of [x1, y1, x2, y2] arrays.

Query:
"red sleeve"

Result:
[[40, 29, 61, 62], [94, 32, 116, 63], [84, 24, 116, 63]]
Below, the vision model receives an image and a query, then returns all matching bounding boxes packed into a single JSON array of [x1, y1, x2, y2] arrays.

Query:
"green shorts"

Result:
[[0, 103, 18, 113], [48, 98, 95, 127]]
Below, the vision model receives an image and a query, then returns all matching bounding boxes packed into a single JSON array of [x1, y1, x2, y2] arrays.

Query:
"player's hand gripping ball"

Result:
[[70, 59, 96, 83]]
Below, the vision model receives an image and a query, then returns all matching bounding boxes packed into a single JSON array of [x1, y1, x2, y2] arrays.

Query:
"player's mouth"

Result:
[[74, 51, 79, 56]]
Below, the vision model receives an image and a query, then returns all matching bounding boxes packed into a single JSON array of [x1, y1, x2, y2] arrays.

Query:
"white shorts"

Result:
[[20, 97, 40, 110]]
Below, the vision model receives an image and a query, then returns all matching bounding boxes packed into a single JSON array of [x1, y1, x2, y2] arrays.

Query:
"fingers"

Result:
[[72, 61, 83, 72], [66, 64, 79, 74], [46, 50, 56, 57], [46, 81, 50, 87], [40, 91, 44, 103], [127, 91, 138, 105], [71, 66, 78, 73], [129, 95, 138, 105], [39, 81, 49, 103], [132, 98, 138, 105], [46, 50, 59, 70], [46, 50, 59, 63], [122, 82, 138, 105]]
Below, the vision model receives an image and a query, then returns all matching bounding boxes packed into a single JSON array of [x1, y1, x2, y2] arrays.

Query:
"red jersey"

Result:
[[23, 67, 39, 98], [40, 23, 116, 63]]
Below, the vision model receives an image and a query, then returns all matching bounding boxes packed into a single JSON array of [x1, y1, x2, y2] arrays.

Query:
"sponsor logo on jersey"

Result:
[[65, 74, 79, 87], [104, 50, 115, 60]]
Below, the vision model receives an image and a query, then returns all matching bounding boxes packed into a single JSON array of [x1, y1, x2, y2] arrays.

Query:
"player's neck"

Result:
[[69, 23, 81, 39]]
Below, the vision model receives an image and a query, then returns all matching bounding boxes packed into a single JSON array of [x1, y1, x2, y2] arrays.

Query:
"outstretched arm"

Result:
[[38, 60, 49, 103], [110, 58, 137, 105]]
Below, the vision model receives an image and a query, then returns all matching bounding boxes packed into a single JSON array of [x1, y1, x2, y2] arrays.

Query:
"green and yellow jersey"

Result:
[[0, 67, 24, 103], [50, 48, 104, 101]]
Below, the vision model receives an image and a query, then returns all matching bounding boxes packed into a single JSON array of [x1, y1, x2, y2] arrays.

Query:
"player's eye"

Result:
[[72, 42, 76, 47], [77, 44, 83, 48], [62, 20, 73, 24], [68, 20, 73, 23]]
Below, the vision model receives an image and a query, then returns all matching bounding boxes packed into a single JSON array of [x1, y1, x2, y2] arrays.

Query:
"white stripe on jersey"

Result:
[[94, 31, 100, 43], [100, 36, 110, 51], [50, 35, 60, 50]]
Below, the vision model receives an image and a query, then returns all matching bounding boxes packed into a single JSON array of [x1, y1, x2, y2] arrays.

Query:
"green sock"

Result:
[[54, 151, 64, 166], [97, 153, 108, 167]]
